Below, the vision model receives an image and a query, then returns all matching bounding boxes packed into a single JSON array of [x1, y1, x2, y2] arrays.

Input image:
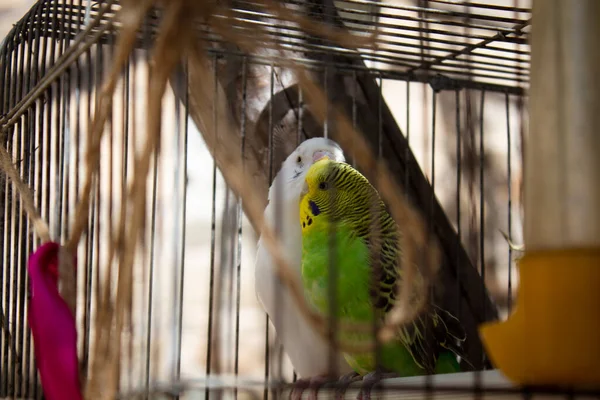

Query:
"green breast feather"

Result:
[[299, 158, 467, 377]]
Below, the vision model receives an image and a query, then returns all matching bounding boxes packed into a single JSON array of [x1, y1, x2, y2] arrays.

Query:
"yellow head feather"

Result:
[[299, 158, 378, 235]]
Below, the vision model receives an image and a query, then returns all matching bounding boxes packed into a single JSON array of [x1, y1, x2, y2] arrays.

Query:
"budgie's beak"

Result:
[[312, 150, 332, 163]]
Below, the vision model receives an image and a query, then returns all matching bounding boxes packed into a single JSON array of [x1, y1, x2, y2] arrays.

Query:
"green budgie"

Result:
[[299, 157, 470, 397]]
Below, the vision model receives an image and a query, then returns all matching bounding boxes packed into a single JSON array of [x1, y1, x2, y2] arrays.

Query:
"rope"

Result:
[[0, 138, 77, 318], [0, 141, 51, 244]]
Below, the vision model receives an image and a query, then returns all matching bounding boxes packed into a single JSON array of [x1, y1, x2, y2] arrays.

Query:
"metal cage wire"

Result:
[[0, 0, 537, 399]]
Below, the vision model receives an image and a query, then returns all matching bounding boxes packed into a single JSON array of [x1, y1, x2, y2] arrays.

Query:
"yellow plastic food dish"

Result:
[[479, 248, 600, 388]]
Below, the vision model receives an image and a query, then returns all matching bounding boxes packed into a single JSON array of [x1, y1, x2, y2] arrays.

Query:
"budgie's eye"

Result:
[[296, 156, 302, 163], [318, 182, 328, 190]]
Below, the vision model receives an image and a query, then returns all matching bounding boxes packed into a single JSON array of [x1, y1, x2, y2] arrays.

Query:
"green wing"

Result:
[[355, 198, 470, 374]]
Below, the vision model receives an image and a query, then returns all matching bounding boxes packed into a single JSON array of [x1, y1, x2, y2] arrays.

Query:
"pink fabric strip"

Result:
[[27, 242, 82, 400]]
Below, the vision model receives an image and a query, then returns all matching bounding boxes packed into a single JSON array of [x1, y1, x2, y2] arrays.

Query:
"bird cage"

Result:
[[0, 0, 598, 399]]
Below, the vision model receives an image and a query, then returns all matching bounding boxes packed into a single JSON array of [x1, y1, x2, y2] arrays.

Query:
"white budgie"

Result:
[[255, 137, 353, 380]]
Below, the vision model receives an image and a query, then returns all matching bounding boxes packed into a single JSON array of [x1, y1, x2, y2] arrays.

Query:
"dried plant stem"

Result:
[[66, 0, 155, 253], [0, 144, 50, 243], [87, 2, 198, 399], [261, 0, 377, 50], [83, 1, 156, 399], [0, 137, 82, 335]]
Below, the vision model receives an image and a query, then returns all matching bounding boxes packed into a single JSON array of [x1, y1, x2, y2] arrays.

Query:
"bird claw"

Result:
[[289, 371, 398, 400], [289, 377, 309, 400], [356, 371, 400, 400], [289, 374, 333, 400], [333, 372, 362, 400]]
